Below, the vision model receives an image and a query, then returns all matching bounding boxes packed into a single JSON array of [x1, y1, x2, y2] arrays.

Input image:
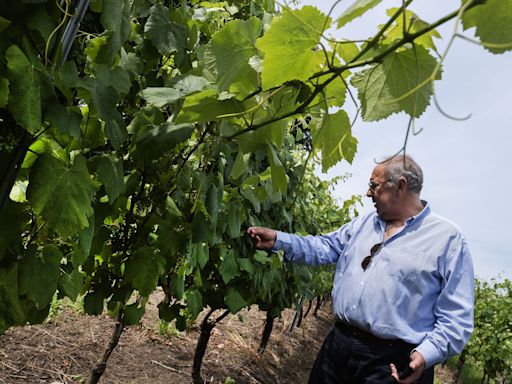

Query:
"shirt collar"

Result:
[[373, 200, 430, 228]]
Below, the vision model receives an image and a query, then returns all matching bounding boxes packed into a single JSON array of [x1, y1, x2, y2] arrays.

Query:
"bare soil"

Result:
[[0, 292, 456, 384], [0, 292, 332, 384]]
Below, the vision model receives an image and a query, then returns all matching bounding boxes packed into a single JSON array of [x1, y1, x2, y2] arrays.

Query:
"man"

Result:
[[247, 155, 474, 384]]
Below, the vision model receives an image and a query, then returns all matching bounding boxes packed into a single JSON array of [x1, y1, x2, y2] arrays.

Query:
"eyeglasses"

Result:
[[361, 242, 382, 271], [368, 180, 391, 192]]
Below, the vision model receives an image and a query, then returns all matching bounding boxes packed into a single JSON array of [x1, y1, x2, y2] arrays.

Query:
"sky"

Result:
[[296, 0, 512, 280]]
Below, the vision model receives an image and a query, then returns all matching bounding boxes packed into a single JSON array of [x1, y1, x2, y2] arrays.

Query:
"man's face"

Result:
[[366, 165, 398, 220]]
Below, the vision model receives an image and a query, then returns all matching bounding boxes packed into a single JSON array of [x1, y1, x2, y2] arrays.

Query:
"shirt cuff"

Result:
[[414, 339, 442, 369], [272, 231, 293, 260]]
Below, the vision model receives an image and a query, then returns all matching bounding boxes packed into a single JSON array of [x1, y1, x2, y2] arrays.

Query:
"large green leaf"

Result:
[[312, 110, 357, 172], [94, 64, 131, 95], [256, 6, 327, 89], [351, 45, 439, 121], [185, 289, 203, 318], [140, 75, 210, 108], [383, 9, 441, 52], [211, 17, 262, 97], [58, 269, 83, 301], [27, 155, 98, 237], [124, 302, 146, 325], [462, 0, 512, 54], [268, 146, 287, 194], [229, 151, 250, 180], [124, 247, 163, 297], [336, 0, 382, 28], [175, 89, 245, 124], [91, 82, 127, 148], [144, 3, 188, 56], [135, 123, 193, 161], [6, 45, 41, 133], [46, 105, 82, 140], [225, 288, 247, 314], [219, 248, 240, 284], [19, 246, 61, 308], [93, 154, 125, 203], [99, 0, 131, 64]]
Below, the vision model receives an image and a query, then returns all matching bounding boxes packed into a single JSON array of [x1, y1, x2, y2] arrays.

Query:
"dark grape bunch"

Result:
[[290, 116, 312, 152]]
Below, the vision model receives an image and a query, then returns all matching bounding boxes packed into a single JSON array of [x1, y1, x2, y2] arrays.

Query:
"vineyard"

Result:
[[0, 0, 511, 383]]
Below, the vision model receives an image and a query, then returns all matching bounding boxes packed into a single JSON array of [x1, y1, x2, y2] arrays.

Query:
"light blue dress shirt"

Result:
[[273, 202, 474, 368]]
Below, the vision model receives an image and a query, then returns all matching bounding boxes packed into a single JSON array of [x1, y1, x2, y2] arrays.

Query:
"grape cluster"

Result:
[[290, 116, 312, 152]]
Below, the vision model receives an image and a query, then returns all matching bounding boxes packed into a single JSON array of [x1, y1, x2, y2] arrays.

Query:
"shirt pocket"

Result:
[[387, 246, 429, 284]]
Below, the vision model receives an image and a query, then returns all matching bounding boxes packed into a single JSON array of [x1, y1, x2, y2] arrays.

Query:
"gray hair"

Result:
[[382, 155, 423, 194]]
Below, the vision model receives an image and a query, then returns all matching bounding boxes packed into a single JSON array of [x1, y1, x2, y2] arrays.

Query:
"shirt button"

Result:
[[352, 304, 357, 310], [360, 282, 364, 286]]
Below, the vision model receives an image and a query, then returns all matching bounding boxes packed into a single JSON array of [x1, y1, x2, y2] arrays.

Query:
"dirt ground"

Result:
[[0, 292, 333, 384], [0, 292, 456, 384]]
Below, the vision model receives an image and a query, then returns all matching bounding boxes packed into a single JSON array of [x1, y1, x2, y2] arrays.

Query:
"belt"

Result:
[[335, 322, 404, 345]]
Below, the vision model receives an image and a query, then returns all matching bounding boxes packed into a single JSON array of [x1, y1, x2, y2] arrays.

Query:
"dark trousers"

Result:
[[309, 325, 435, 384]]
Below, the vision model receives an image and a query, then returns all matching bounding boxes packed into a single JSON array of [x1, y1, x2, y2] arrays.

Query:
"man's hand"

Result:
[[390, 351, 426, 383], [246, 227, 277, 250]]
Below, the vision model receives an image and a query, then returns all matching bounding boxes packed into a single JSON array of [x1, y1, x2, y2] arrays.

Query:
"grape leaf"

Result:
[[336, 0, 382, 28], [211, 17, 262, 97], [144, 3, 188, 56], [124, 247, 163, 297], [91, 82, 127, 148], [83, 290, 104, 315], [0, 264, 25, 333], [190, 243, 209, 270], [27, 155, 98, 237], [94, 64, 131, 95], [225, 288, 247, 314], [0, 201, 25, 262], [175, 89, 245, 124], [6, 45, 41, 133], [268, 146, 287, 194], [185, 289, 203, 318], [0, 16, 11, 32], [124, 302, 146, 325], [58, 269, 83, 301], [0, 77, 8, 108], [226, 204, 242, 238], [351, 45, 440, 121], [256, 6, 327, 90], [18, 246, 61, 308], [229, 151, 250, 180], [140, 75, 210, 108], [46, 104, 82, 140], [383, 9, 441, 52], [312, 110, 357, 172], [99, 0, 131, 64], [462, 0, 512, 54], [219, 248, 240, 284], [93, 154, 125, 203], [135, 123, 193, 162]]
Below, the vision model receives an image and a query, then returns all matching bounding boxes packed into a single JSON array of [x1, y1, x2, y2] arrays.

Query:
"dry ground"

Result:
[[0, 292, 332, 384], [0, 292, 456, 384]]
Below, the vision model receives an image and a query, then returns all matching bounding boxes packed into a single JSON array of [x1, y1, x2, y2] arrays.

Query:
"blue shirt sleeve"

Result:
[[414, 235, 475, 368], [272, 220, 355, 265]]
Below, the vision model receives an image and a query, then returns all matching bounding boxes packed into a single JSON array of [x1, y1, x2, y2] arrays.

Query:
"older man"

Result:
[[247, 155, 474, 384]]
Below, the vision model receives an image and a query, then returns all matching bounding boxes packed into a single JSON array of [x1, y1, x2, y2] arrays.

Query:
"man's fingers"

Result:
[[389, 363, 399, 382]]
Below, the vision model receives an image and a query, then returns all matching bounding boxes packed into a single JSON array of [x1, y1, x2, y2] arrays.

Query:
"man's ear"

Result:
[[398, 177, 408, 192]]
